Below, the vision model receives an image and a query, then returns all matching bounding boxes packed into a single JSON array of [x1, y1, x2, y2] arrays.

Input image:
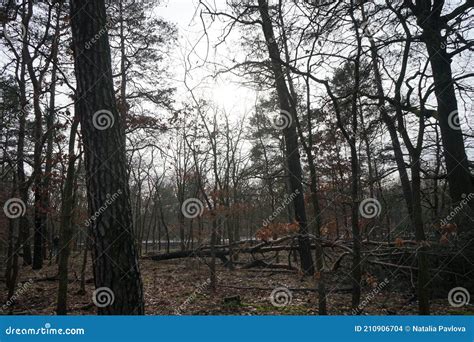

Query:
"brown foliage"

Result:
[[256, 222, 299, 241]]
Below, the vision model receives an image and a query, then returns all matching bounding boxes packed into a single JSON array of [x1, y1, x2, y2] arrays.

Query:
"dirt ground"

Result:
[[1, 253, 472, 315]]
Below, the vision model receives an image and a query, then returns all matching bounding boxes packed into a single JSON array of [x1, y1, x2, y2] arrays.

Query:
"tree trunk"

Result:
[[17, 61, 32, 266], [5, 218, 20, 302], [56, 117, 79, 315], [70, 0, 144, 314], [361, 5, 415, 231], [44, 29, 61, 264], [417, 6, 474, 223], [79, 239, 88, 295], [411, 155, 430, 314], [257, 0, 314, 275], [349, 144, 361, 310], [210, 219, 218, 292]]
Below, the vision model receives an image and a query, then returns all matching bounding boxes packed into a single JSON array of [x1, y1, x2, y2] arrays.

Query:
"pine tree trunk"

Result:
[[70, 0, 144, 315]]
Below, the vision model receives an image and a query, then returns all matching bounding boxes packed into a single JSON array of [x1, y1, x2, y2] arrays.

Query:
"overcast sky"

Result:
[[156, 0, 258, 118]]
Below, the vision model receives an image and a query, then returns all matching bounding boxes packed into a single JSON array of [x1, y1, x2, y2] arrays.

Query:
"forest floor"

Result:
[[1, 252, 472, 315]]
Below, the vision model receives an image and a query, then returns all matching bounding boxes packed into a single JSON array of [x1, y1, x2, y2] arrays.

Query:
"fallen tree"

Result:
[[142, 235, 351, 262], [143, 235, 464, 281]]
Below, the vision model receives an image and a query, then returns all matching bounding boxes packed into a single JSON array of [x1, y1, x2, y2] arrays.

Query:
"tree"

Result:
[[69, 0, 144, 315], [406, 0, 474, 222], [257, 0, 315, 276], [361, 2, 431, 313], [56, 111, 79, 315]]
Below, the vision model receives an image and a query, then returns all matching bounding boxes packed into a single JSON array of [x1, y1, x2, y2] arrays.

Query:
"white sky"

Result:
[[156, 0, 258, 117]]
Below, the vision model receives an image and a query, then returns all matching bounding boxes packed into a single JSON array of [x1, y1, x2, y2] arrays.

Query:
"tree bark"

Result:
[[412, 1, 474, 221], [56, 116, 79, 315], [411, 154, 430, 314], [257, 0, 314, 275], [70, 0, 144, 315], [16, 47, 32, 266]]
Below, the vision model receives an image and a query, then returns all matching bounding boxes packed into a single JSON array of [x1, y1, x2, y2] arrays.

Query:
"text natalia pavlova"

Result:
[[412, 325, 466, 333]]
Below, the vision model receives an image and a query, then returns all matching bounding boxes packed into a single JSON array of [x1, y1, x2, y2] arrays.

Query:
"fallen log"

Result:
[[144, 244, 309, 261], [188, 236, 295, 253], [218, 284, 353, 293], [144, 249, 229, 261], [242, 268, 297, 274], [362, 239, 418, 246], [241, 260, 298, 271], [143, 238, 352, 262]]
